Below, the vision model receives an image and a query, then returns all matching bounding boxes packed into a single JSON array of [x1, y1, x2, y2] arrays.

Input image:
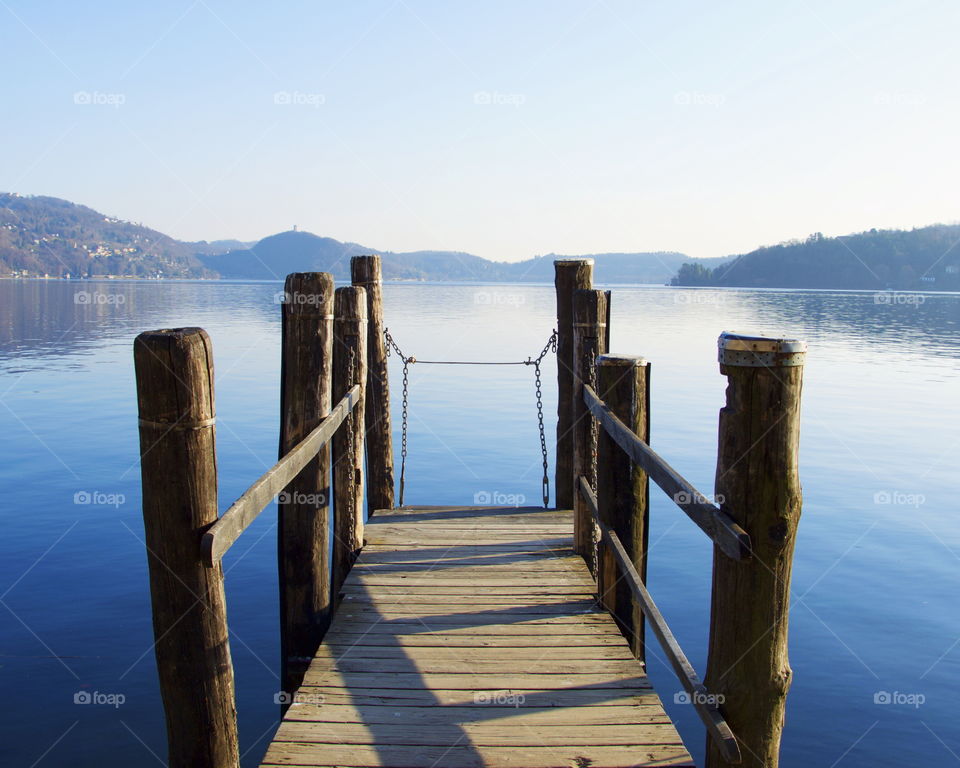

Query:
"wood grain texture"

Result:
[[595, 354, 649, 661], [704, 351, 805, 768], [258, 504, 692, 768], [553, 259, 593, 510], [332, 286, 368, 602], [277, 272, 335, 697], [134, 328, 239, 768], [572, 289, 607, 573], [351, 255, 395, 516]]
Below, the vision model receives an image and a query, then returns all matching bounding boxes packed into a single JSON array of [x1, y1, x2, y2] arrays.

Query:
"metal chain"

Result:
[[383, 329, 411, 506], [585, 344, 599, 494], [346, 345, 356, 517], [383, 328, 558, 509], [525, 330, 557, 508]]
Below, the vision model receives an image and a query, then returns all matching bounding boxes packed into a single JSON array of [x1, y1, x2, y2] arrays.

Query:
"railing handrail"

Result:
[[201, 384, 361, 567], [577, 477, 741, 764], [582, 383, 750, 561]]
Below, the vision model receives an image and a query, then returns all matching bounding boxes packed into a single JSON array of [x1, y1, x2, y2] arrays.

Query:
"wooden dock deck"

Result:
[[260, 505, 694, 768]]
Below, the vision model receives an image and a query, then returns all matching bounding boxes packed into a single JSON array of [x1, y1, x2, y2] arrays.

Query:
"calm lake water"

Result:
[[1, 279, 958, 767]]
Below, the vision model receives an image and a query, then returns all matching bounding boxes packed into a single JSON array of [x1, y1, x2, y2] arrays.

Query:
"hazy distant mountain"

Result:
[[672, 225, 960, 290], [0, 193, 221, 278], [200, 232, 714, 283]]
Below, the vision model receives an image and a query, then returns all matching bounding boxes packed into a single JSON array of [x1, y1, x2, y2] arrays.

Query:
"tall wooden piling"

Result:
[[277, 273, 334, 696], [572, 289, 608, 573], [134, 328, 239, 768], [595, 353, 650, 661], [332, 286, 368, 599], [705, 333, 806, 768], [554, 258, 593, 510], [351, 255, 394, 516]]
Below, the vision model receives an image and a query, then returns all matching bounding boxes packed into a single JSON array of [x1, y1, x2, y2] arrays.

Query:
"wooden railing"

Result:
[[554, 264, 807, 768], [134, 259, 392, 768]]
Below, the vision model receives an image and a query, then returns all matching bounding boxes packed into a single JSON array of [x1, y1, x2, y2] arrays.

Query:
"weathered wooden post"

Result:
[[554, 258, 593, 510], [332, 286, 367, 599], [351, 255, 394, 516], [595, 353, 650, 662], [134, 328, 239, 768], [571, 289, 608, 573], [277, 272, 334, 696], [705, 332, 806, 768]]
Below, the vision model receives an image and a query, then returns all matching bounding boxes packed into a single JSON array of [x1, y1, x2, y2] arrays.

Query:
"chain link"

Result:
[[384, 328, 558, 509], [346, 345, 356, 517], [585, 344, 599, 494], [384, 329, 411, 506], [526, 330, 557, 508]]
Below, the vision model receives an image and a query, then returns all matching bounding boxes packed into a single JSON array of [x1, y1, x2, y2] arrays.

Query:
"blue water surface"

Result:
[[0, 279, 957, 767]]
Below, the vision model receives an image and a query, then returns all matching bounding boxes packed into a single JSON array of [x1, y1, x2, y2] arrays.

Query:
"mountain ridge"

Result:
[[1, 193, 713, 283]]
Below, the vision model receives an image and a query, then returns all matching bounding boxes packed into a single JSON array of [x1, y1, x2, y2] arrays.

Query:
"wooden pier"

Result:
[[134, 256, 807, 768], [261, 505, 692, 767]]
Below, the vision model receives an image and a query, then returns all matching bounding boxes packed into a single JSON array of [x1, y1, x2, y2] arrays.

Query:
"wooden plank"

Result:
[[321, 633, 630, 647], [306, 657, 643, 675], [273, 721, 685, 746], [582, 383, 750, 560], [261, 742, 693, 767], [280, 703, 669, 725], [294, 687, 659, 707], [201, 385, 360, 566], [259, 503, 692, 768], [300, 671, 652, 690], [316, 645, 636, 660]]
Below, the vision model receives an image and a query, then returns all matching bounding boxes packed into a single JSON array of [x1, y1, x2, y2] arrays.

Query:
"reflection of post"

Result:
[[134, 328, 239, 768], [554, 259, 593, 510], [572, 288, 607, 574], [594, 353, 649, 662], [278, 272, 334, 699], [705, 333, 806, 768], [332, 287, 367, 600]]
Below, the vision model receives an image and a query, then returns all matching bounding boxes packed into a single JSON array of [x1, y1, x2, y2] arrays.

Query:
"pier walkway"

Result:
[[134, 257, 807, 767], [259, 505, 693, 768]]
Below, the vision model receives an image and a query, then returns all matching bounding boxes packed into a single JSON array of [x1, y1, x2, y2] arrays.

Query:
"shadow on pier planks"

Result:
[[259, 505, 693, 768]]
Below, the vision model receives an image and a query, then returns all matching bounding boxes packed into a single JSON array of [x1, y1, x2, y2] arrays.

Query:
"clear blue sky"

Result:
[[1, 0, 956, 261]]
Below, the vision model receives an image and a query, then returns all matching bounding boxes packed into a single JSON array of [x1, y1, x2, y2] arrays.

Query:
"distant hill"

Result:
[[0, 193, 223, 278], [0, 194, 703, 283], [672, 225, 960, 290], [200, 232, 715, 283]]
